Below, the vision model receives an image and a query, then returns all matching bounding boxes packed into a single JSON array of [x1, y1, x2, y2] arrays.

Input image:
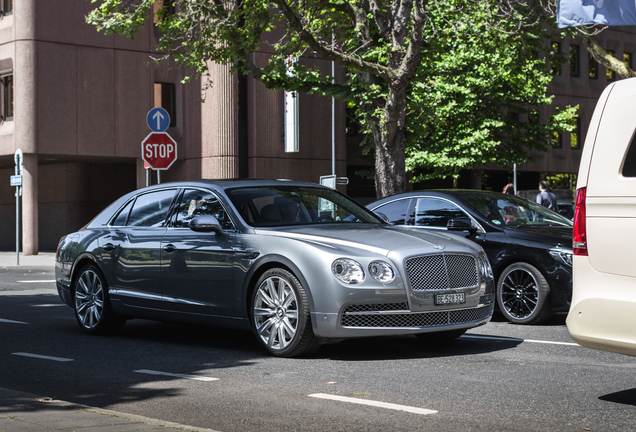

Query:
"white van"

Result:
[[567, 77, 636, 357]]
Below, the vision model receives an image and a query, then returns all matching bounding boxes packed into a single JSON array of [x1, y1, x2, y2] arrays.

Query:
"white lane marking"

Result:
[[18, 280, 56, 283], [0, 318, 28, 324], [135, 369, 219, 382], [32, 304, 65, 307], [12, 352, 73, 362], [462, 334, 579, 347], [308, 393, 437, 415]]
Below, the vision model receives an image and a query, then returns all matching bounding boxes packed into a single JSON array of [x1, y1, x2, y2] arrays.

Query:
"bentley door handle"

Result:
[[163, 244, 177, 253]]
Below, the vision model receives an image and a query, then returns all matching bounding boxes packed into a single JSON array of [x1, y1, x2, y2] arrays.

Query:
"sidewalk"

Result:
[[0, 387, 220, 432], [0, 252, 55, 268]]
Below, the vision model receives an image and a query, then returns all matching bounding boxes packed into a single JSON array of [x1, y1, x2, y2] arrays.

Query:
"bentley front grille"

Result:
[[341, 304, 493, 328], [405, 253, 479, 291]]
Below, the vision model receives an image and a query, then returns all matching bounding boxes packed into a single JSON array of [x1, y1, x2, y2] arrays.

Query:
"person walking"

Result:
[[536, 181, 559, 212]]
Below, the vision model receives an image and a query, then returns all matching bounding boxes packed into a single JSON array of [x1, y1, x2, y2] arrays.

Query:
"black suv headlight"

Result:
[[549, 247, 573, 267]]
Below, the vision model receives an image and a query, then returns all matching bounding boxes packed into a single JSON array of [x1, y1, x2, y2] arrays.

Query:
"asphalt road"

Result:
[[1, 264, 635, 431]]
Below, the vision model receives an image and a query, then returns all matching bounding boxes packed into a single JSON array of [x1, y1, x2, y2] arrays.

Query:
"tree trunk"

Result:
[[373, 120, 406, 199], [363, 79, 408, 200]]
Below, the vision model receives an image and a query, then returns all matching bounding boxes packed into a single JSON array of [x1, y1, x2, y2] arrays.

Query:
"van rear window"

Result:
[[623, 132, 636, 177]]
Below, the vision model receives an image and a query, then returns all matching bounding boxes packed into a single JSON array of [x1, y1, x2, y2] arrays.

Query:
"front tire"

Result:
[[496, 262, 552, 325], [251, 268, 319, 357], [73, 264, 125, 335]]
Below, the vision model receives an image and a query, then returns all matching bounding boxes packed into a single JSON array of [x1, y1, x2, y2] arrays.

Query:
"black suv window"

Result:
[[373, 199, 414, 225], [173, 189, 234, 230], [414, 198, 466, 228], [126, 189, 176, 227]]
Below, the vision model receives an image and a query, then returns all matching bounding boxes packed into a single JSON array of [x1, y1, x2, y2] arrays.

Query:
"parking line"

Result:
[[462, 334, 579, 346], [17, 280, 56, 283], [308, 393, 437, 415], [12, 352, 73, 362], [32, 304, 65, 307], [135, 369, 219, 382], [0, 318, 28, 324]]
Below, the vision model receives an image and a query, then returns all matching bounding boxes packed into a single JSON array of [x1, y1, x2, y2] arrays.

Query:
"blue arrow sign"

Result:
[[10, 175, 22, 186], [146, 107, 171, 132]]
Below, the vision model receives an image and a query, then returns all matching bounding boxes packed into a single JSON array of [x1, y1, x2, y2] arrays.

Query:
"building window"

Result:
[[551, 131, 562, 149], [571, 116, 581, 150], [2, 0, 12, 16], [154, 82, 176, 127], [589, 52, 598, 79], [624, 52, 632, 71], [607, 50, 616, 81], [551, 42, 562, 76], [570, 45, 580, 77], [1, 72, 13, 122]]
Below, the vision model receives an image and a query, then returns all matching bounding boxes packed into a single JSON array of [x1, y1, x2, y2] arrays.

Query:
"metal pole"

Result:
[[15, 186, 19, 265], [513, 163, 517, 194], [331, 33, 336, 176], [146, 167, 150, 187], [157, 170, 161, 184]]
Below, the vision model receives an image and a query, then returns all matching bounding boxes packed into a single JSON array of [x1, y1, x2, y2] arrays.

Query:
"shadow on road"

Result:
[[600, 388, 636, 406]]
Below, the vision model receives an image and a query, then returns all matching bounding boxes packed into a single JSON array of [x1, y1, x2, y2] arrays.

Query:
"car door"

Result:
[[100, 188, 178, 310], [160, 188, 236, 317]]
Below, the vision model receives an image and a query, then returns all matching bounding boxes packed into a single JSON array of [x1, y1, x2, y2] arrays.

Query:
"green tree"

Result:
[[405, 2, 577, 185], [87, 0, 574, 198]]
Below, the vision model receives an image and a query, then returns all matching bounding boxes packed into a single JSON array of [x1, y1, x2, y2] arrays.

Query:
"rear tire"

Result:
[[73, 264, 125, 335], [251, 268, 319, 357], [496, 262, 553, 325]]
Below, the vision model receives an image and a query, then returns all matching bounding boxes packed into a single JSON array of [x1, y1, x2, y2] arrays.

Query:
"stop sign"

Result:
[[141, 132, 177, 170]]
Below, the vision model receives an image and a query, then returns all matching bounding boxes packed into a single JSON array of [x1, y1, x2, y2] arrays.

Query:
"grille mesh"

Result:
[[406, 254, 478, 291], [341, 304, 493, 328], [343, 303, 409, 313]]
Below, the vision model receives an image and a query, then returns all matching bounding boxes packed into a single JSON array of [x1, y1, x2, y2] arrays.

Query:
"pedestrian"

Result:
[[536, 181, 559, 212], [502, 183, 515, 195]]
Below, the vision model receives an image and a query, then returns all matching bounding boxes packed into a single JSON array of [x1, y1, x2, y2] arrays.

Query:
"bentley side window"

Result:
[[415, 198, 466, 228], [126, 189, 176, 227], [111, 199, 134, 226], [174, 189, 234, 230]]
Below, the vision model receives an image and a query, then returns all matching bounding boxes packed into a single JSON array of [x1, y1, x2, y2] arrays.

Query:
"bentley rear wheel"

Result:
[[73, 264, 125, 335]]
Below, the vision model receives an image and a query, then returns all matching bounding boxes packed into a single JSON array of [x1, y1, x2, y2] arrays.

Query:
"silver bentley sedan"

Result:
[[55, 180, 495, 357]]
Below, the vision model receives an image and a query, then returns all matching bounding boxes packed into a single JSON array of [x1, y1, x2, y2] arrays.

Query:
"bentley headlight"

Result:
[[332, 258, 365, 284], [478, 253, 494, 280], [368, 261, 395, 283], [549, 247, 573, 267]]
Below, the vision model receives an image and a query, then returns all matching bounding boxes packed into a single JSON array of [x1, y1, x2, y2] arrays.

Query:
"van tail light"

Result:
[[573, 187, 588, 256]]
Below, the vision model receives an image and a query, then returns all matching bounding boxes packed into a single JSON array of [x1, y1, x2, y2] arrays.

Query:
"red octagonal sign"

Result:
[[141, 132, 177, 170]]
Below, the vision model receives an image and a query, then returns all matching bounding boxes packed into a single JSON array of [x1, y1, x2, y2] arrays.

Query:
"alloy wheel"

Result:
[[499, 268, 539, 319], [253, 275, 299, 351], [75, 269, 104, 330]]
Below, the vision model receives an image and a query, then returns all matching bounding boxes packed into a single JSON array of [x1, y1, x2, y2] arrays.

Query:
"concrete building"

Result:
[[0, 1, 346, 253]]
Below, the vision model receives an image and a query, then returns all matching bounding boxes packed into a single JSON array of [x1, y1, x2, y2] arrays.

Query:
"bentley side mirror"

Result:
[[189, 215, 223, 234], [447, 217, 477, 235]]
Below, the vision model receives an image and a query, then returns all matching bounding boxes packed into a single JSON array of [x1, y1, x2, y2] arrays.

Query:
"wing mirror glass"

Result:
[[447, 217, 477, 234]]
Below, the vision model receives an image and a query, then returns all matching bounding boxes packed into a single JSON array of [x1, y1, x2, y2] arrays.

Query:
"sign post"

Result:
[[13, 149, 22, 265], [143, 108, 175, 185]]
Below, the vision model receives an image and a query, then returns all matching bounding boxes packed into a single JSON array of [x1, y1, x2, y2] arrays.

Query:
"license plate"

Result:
[[435, 293, 465, 305]]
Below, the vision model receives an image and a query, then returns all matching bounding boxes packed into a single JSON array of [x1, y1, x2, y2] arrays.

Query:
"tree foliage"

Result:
[[404, 1, 577, 183], [88, 0, 576, 197]]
